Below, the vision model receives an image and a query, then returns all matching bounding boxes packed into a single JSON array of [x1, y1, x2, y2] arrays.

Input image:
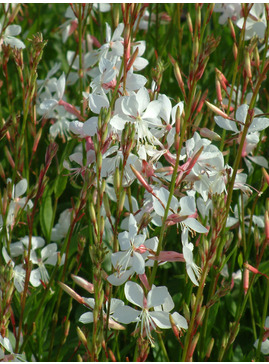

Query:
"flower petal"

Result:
[[124, 281, 144, 308]]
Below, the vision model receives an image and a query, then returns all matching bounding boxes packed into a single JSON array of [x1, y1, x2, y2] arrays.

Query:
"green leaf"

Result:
[[237, 252, 243, 269], [40, 186, 53, 241], [54, 174, 68, 199]]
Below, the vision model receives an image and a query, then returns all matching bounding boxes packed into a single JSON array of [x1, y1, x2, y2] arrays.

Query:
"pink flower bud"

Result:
[[130, 164, 153, 193], [71, 274, 94, 294]]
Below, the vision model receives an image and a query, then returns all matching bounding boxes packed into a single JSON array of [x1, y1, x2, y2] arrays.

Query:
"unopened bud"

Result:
[[233, 43, 238, 60], [262, 168, 269, 186], [205, 337, 214, 359], [0, 163, 5, 179], [130, 164, 153, 193], [64, 320, 70, 339], [77, 326, 88, 347], [193, 37, 199, 59], [216, 78, 222, 102], [71, 274, 94, 294], [244, 51, 252, 79], [189, 332, 200, 359], [103, 192, 111, 219], [118, 189, 126, 215], [58, 282, 85, 304], [183, 302, 190, 322], [228, 18, 236, 41], [100, 215, 105, 237], [169, 314, 180, 340], [187, 13, 193, 38], [196, 306, 206, 326], [254, 46, 260, 69], [108, 348, 117, 362], [205, 101, 230, 119], [32, 128, 42, 153], [200, 128, 221, 141], [89, 203, 96, 224], [175, 105, 181, 134], [243, 265, 249, 295], [191, 293, 196, 311]]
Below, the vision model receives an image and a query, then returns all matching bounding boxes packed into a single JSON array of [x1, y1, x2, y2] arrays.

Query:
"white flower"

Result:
[[113, 282, 176, 345], [79, 298, 125, 330], [9, 236, 45, 258], [213, 3, 241, 25], [99, 22, 124, 58], [236, 4, 267, 40], [181, 228, 201, 286], [51, 209, 72, 241], [29, 243, 64, 287], [152, 187, 208, 233], [2, 247, 26, 293], [0, 23, 25, 49], [253, 316, 269, 355], [107, 215, 158, 286], [110, 87, 163, 148]]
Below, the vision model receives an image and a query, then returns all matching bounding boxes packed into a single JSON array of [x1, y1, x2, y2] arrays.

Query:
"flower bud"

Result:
[[243, 265, 249, 295], [244, 51, 252, 79], [205, 101, 230, 119], [228, 18, 236, 41], [71, 274, 94, 294], [200, 128, 221, 141], [118, 189, 126, 215], [196, 306, 206, 326], [77, 326, 88, 347], [187, 13, 193, 38], [58, 282, 85, 304], [205, 337, 214, 359]]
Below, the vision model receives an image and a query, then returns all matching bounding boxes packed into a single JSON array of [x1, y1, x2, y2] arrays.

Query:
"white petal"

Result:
[[171, 312, 188, 329], [4, 36, 25, 49], [254, 339, 269, 355], [247, 155, 268, 168], [122, 95, 138, 117], [57, 73, 66, 99], [15, 179, 27, 198], [132, 252, 145, 274], [5, 25, 21, 36], [180, 196, 196, 215], [111, 23, 124, 41], [30, 268, 41, 287], [107, 269, 132, 286], [88, 94, 109, 114], [136, 87, 150, 115], [83, 117, 98, 136], [147, 286, 172, 309], [143, 100, 162, 120], [248, 117, 269, 132], [79, 312, 94, 324], [235, 104, 248, 125], [9, 242, 24, 257], [214, 116, 239, 133], [126, 73, 147, 91], [184, 217, 208, 233], [150, 311, 171, 329], [124, 281, 144, 308], [110, 114, 127, 131], [113, 305, 140, 324], [109, 298, 125, 314]]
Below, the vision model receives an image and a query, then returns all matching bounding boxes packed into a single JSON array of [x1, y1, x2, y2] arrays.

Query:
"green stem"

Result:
[[181, 260, 210, 361], [256, 278, 269, 361]]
